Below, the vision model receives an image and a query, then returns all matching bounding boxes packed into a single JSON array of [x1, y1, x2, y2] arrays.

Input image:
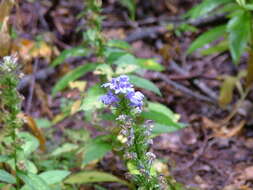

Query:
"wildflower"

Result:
[[102, 75, 134, 94], [100, 91, 119, 105], [101, 75, 145, 111], [0, 55, 18, 72], [126, 91, 144, 109]]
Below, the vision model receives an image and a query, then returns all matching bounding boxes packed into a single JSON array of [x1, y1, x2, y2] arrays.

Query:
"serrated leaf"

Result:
[[227, 10, 251, 64], [128, 75, 161, 96], [51, 47, 90, 67], [18, 132, 39, 156], [82, 137, 112, 166], [52, 63, 97, 96], [187, 25, 226, 54], [0, 169, 16, 184], [39, 170, 70, 185], [64, 171, 129, 186], [18, 172, 50, 190]]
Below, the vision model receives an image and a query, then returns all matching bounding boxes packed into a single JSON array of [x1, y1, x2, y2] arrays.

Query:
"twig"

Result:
[[125, 26, 166, 43], [173, 128, 209, 172], [123, 14, 227, 43], [170, 60, 218, 101], [149, 71, 217, 104], [18, 67, 55, 91]]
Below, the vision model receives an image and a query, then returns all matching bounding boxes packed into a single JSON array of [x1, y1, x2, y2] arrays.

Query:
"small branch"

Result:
[[149, 71, 217, 104], [123, 14, 227, 43], [18, 67, 55, 91], [170, 60, 218, 101]]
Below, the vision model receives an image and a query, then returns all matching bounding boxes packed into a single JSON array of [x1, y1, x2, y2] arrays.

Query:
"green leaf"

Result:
[[80, 84, 105, 112], [82, 137, 112, 166], [18, 132, 39, 156], [0, 169, 16, 184], [52, 63, 97, 96], [39, 170, 71, 185], [51, 47, 90, 67], [147, 102, 180, 122], [201, 40, 229, 55], [18, 172, 50, 190], [113, 53, 138, 66], [187, 25, 226, 54], [128, 75, 162, 96], [51, 143, 79, 157], [107, 39, 131, 50], [142, 102, 185, 135], [0, 155, 10, 163], [35, 118, 52, 128], [227, 10, 251, 64], [119, 0, 136, 20], [152, 123, 185, 136], [137, 59, 164, 71], [142, 111, 182, 128], [186, 0, 231, 19], [64, 171, 129, 186]]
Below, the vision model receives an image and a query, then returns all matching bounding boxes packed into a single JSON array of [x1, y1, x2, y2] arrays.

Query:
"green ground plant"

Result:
[[186, 0, 253, 108]]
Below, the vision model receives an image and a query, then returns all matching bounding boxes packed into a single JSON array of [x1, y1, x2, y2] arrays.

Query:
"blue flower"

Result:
[[126, 91, 144, 108], [100, 91, 119, 105], [102, 75, 134, 94], [101, 75, 145, 111]]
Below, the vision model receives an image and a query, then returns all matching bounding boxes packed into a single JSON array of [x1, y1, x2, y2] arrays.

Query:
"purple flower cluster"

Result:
[[100, 75, 144, 111]]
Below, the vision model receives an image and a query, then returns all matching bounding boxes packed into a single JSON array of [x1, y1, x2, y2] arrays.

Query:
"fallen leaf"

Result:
[[18, 113, 46, 152], [70, 100, 82, 115]]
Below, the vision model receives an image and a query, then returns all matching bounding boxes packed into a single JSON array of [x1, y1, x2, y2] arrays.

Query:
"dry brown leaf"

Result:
[[18, 113, 46, 152], [12, 38, 53, 62], [202, 117, 245, 138]]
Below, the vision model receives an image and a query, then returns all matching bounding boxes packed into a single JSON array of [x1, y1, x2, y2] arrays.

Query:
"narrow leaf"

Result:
[[52, 63, 97, 96], [187, 25, 226, 54], [18, 172, 50, 190], [227, 10, 251, 64], [0, 169, 16, 184], [39, 170, 70, 185], [128, 75, 162, 96], [51, 47, 90, 67], [65, 171, 129, 186], [185, 0, 231, 19]]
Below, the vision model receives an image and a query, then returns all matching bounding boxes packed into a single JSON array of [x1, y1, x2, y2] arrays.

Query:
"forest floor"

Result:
[[12, 0, 253, 190]]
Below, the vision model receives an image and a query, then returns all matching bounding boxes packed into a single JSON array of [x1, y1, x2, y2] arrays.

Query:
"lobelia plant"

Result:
[[100, 75, 164, 190], [0, 55, 24, 188], [0, 56, 71, 189]]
